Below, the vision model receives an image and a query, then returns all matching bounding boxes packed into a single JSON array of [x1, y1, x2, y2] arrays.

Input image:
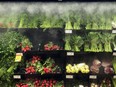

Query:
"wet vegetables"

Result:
[[44, 42, 62, 51], [25, 56, 62, 75], [90, 59, 114, 74], [100, 78, 112, 87], [65, 35, 84, 51], [0, 31, 32, 87], [65, 32, 116, 52], [16, 79, 64, 87], [66, 63, 89, 73], [0, 9, 115, 29], [84, 32, 116, 52]]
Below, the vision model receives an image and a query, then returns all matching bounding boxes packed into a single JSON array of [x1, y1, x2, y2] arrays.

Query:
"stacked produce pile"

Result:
[[44, 42, 62, 51], [0, 12, 64, 29], [91, 78, 112, 87], [85, 32, 116, 52], [73, 79, 88, 87], [25, 56, 61, 74], [66, 63, 89, 73], [90, 59, 114, 74], [16, 78, 64, 87], [0, 10, 116, 29], [90, 78, 112, 87], [91, 83, 98, 87], [72, 78, 112, 87], [65, 32, 116, 52], [0, 31, 32, 87], [65, 35, 84, 51], [100, 78, 112, 87]]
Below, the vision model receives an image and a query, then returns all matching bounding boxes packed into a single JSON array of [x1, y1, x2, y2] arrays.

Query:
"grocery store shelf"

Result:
[[66, 73, 89, 77], [66, 73, 115, 79], [24, 50, 65, 54], [66, 51, 113, 55], [13, 73, 64, 80], [23, 50, 66, 59], [65, 29, 112, 34]]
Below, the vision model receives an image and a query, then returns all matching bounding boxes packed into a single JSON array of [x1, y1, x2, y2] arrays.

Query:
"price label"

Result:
[[79, 85, 84, 87], [112, 30, 116, 33], [67, 52, 74, 56], [15, 53, 23, 62], [66, 75, 73, 79], [113, 75, 116, 79], [113, 52, 116, 56], [65, 30, 72, 34], [13, 75, 21, 79], [16, 53, 23, 56], [15, 55, 22, 62], [114, 48, 116, 51], [89, 75, 97, 79]]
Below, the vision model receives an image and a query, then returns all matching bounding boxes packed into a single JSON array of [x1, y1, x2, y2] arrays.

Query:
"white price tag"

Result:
[[113, 52, 116, 56], [16, 53, 23, 56], [113, 75, 116, 79], [112, 30, 116, 33], [13, 75, 21, 79], [65, 30, 72, 34], [89, 75, 97, 79], [66, 75, 73, 79], [79, 85, 84, 87], [67, 52, 74, 56], [114, 48, 116, 51]]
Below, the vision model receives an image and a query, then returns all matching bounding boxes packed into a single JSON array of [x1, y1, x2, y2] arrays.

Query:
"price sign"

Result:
[[89, 75, 97, 79], [113, 75, 116, 79], [65, 30, 72, 34], [13, 75, 21, 79], [113, 52, 116, 56], [112, 30, 116, 33], [66, 75, 73, 79], [15, 53, 23, 62], [67, 52, 74, 56]]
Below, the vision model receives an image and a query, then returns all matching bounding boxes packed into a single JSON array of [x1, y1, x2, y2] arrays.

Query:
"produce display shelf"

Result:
[[74, 52, 113, 56], [65, 29, 112, 34], [66, 73, 89, 78], [66, 51, 113, 55], [23, 50, 66, 59], [24, 50, 65, 55], [13, 73, 64, 80], [66, 73, 115, 78]]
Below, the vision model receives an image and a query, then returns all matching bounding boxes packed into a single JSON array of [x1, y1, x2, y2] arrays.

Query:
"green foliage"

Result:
[[0, 31, 32, 86], [84, 32, 116, 52], [0, 10, 115, 29], [65, 35, 84, 51], [65, 32, 116, 52]]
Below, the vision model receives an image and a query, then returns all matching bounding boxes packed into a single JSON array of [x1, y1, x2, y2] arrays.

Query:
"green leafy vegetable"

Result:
[[0, 31, 32, 86]]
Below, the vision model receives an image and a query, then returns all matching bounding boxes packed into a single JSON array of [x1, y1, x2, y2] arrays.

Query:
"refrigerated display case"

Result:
[[0, 2, 116, 87]]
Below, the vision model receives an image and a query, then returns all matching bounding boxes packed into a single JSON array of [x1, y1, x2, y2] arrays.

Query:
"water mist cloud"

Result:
[[0, 2, 115, 16]]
